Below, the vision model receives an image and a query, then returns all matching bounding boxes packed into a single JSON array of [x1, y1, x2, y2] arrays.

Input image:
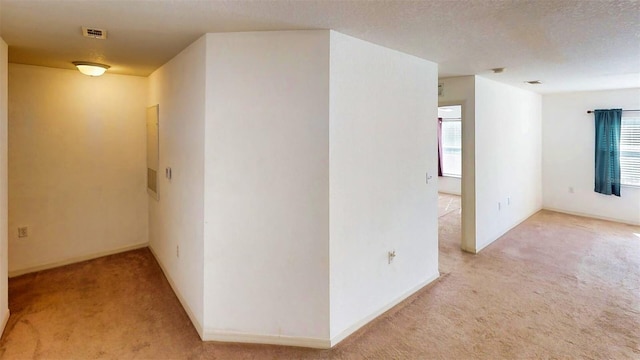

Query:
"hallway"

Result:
[[438, 193, 465, 274]]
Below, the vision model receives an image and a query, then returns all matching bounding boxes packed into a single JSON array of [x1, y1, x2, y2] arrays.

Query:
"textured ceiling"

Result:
[[1, 0, 639, 94]]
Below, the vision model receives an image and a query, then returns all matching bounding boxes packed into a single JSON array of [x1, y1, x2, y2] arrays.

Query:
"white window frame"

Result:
[[621, 114, 640, 187], [440, 117, 462, 178]]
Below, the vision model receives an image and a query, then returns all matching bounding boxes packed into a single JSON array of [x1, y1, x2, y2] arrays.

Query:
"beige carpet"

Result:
[[438, 192, 461, 219], [1, 200, 639, 359], [438, 193, 464, 275]]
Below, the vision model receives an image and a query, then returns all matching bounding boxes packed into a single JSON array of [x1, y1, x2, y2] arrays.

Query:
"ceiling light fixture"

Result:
[[72, 61, 110, 77], [492, 67, 505, 74], [526, 80, 542, 85]]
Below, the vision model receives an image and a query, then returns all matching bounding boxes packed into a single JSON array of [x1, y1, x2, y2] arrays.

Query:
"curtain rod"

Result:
[[586, 109, 640, 114]]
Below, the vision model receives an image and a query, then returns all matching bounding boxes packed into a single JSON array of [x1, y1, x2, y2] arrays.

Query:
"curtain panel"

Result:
[[594, 109, 622, 196]]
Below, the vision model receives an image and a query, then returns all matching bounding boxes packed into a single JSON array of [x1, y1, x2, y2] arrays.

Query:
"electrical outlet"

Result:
[[176, 245, 180, 258], [18, 227, 28, 238], [569, 186, 574, 194], [507, 196, 511, 205], [498, 202, 501, 211]]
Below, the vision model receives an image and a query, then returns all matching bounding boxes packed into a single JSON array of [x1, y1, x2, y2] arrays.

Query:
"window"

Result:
[[438, 105, 462, 177], [621, 115, 640, 186]]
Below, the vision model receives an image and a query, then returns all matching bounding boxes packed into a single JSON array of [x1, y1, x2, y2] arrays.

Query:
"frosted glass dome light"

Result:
[[72, 61, 110, 77]]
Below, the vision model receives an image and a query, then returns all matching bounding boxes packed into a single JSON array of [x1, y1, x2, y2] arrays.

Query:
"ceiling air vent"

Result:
[[82, 26, 107, 40]]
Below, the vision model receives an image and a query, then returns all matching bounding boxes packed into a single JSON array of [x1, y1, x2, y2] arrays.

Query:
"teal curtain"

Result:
[[594, 109, 622, 196]]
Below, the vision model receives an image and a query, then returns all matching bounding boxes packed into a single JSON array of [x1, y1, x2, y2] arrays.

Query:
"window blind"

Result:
[[441, 119, 461, 177], [621, 116, 640, 186]]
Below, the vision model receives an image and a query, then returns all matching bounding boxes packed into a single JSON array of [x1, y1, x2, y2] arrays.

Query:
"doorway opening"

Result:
[[437, 104, 462, 273]]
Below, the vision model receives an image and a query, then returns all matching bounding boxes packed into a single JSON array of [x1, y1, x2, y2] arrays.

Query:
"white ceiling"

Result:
[[1, 0, 639, 94]]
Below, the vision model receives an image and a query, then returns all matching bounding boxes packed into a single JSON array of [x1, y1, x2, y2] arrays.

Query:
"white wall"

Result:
[[329, 31, 439, 343], [147, 36, 206, 336], [8, 64, 148, 275], [203, 31, 330, 346], [438, 76, 475, 251], [474, 77, 542, 251], [0, 36, 10, 335], [438, 176, 461, 195], [542, 88, 640, 225]]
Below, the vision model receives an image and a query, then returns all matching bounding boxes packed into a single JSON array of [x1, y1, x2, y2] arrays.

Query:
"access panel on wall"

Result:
[[147, 105, 159, 200]]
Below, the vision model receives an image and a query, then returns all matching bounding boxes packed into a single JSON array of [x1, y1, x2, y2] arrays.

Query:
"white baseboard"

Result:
[[542, 207, 640, 226], [438, 190, 461, 196], [203, 329, 330, 349], [0, 309, 9, 337], [330, 271, 440, 347], [475, 207, 542, 253], [148, 245, 204, 339], [203, 273, 441, 349], [8, 242, 149, 278]]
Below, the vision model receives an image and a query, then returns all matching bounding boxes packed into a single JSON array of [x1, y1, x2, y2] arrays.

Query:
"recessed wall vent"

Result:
[[82, 26, 107, 39]]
